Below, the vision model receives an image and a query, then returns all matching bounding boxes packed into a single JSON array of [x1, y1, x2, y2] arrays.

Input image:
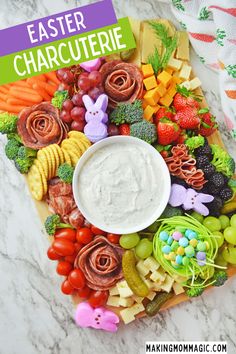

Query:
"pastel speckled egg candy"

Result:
[[179, 237, 189, 247], [162, 245, 171, 254], [160, 231, 169, 242], [185, 245, 195, 258], [182, 256, 190, 266], [189, 239, 198, 248], [177, 246, 185, 256], [185, 229, 197, 240], [171, 241, 179, 251], [197, 242, 206, 252], [172, 231, 183, 241], [196, 251, 206, 261], [176, 255, 183, 265], [167, 236, 173, 245]]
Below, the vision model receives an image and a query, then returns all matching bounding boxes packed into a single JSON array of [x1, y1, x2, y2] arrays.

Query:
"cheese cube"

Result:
[[151, 268, 166, 282], [141, 276, 154, 290], [179, 64, 191, 81], [144, 88, 160, 105], [173, 282, 185, 295], [120, 308, 135, 324], [176, 31, 190, 60], [157, 70, 172, 87], [142, 64, 154, 78], [136, 260, 150, 276], [172, 76, 182, 85], [143, 257, 160, 272], [189, 77, 201, 90], [146, 291, 156, 301], [130, 303, 145, 316], [160, 275, 174, 293], [119, 297, 135, 308], [165, 67, 174, 75], [155, 83, 167, 97], [152, 282, 162, 291], [143, 105, 155, 122], [132, 295, 144, 304], [167, 57, 183, 71], [151, 105, 160, 113], [159, 93, 173, 107], [117, 280, 134, 298], [167, 82, 177, 98], [142, 99, 149, 110], [179, 81, 191, 90], [150, 270, 164, 282], [107, 296, 120, 307], [143, 75, 157, 90], [109, 286, 119, 296]]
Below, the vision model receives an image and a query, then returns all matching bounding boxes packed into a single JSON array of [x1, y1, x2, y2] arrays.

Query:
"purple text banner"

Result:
[[0, 0, 117, 57]]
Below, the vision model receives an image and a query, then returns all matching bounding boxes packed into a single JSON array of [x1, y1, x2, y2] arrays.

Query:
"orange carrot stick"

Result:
[[45, 72, 60, 85], [7, 98, 34, 106], [27, 77, 44, 87], [0, 102, 25, 113], [10, 85, 41, 96], [0, 92, 7, 101], [12, 81, 31, 88], [9, 89, 43, 103], [34, 74, 47, 82], [0, 87, 9, 94], [32, 83, 51, 101], [3, 84, 12, 89]]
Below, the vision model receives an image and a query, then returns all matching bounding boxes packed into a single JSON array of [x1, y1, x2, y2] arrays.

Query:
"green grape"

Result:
[[119, 233, 140, 249], [230, 214, 236, 228], [191, 211, 204, 223], [212, 231, 224, 248], [135, 238, 153, 259], [203, 216, 221, 232], [222, 245, 236, 265], [215, 253, 228, 267], [223, 227, 236, 245], [219, 215, 230, 230]]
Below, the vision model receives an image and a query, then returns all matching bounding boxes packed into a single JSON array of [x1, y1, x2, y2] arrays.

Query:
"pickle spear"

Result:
[[145, 292, 174, 317], [122, 250, 149, 297]]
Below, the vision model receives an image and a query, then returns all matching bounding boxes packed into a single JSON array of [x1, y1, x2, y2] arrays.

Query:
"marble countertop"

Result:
[[0, 1, 236, 354]]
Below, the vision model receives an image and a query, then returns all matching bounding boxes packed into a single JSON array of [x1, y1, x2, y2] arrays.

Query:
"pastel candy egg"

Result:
[[176, 255, 183, 265], [185, 229, 193, 238], [198, 259, 206, 266], [177, 246, 185, 256], [162, 245, 171, 254], [169, 252, 176, 261], [171, 261, 180, 269], [159, 231, 169, 242], [171, 241, 179, 252], [164, 254, 171, 260], [175, 227, 186, 234], [204, 241, 210, 250], [167, 236, 173, 245], [179, 237, 189, 247], [182, 256, 190, 266], [197, 241, 206, 252], [185, 245, 195, 258], [172, 231, 183, 241], [189, 239, 198, 248], [196, 251, 206, 261]]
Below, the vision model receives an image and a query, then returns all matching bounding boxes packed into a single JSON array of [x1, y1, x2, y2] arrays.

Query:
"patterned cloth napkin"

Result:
[[162, 0, 236, 139]]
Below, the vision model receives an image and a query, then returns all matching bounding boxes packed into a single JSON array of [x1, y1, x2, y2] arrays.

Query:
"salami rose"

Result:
[[75, 236, 124, 290], [17, 102, 68, 149], [100, 61, 143, 108]]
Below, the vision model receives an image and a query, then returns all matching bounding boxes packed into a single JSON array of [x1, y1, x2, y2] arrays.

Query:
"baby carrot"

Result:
[[0, 92, 7, 101], [45, 72, 60, 85], [12, 81, 31, 88], [9, 89, 43, 103], [0, 86, 9, 94], [35, 74, 47, 82], [32, 83, 51, 101], [0, 102, 25, 113], [10, 85, 41, 96], [7, 98, 34, 106]]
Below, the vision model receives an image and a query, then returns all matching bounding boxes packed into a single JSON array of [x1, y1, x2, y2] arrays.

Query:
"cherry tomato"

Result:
[[56, 261, 73, 276], [76, 228, 93, 244], [91, 225, 106, 236], [61, 279, 74, 295], [77, 285, 91, 299], [88, 290, 109, 308], [74, 242, 83, 254], [52, 239, 75, 256], [64, 253, 77, 264], [54, 228, 76, 242], [68, 269, 85, 289], [107, 233, 120, 244], [47, 246, 62, 260]]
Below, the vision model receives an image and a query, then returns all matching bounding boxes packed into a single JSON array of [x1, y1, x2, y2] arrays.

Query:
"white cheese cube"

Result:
[[141, 276, 154, 290], [189, 77, 201, 90], [119, 297, 134, 308], [146, 291, 156, 301], [167, 57, 183, 71], [109, 286, 119, 296], [152, 283, 162, 291], [117, 280, 134, 298], [120, 308, 136, 324], [107, 296, 120, 307], [136, 260, 150, 276], [143, 257, 160, 272], [132, 295, 144, 304], [179, 81, 191, 90], [160, 275, 174, 293], [179, 64, 191, 80], [150, 268, 166, 283], [130, 303, 145, 316], [173, 282, 185, 295]]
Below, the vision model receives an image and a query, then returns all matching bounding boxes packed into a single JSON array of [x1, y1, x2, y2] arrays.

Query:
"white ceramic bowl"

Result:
[[72, 136, 171, 234]]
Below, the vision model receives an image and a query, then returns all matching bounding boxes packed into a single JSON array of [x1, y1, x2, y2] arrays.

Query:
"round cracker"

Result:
[[37, 149, 49, 179], [62, 148, 72, 166], [69, 138, 86, 154], [62, 140, 82, 157], [28, 164, 44, 201], [34, 159, 48, 195], [68, 131, 91, 145], [49, 144, 60, 171], [77, 139, 90, 153], [53, 144, 64, 165], [43, 147, 53, 179], [67, 150, 80, 166], [47, 146, 56, 178]]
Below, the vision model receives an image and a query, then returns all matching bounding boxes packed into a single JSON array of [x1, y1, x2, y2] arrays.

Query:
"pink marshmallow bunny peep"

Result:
[[82, 94, 109, 143]]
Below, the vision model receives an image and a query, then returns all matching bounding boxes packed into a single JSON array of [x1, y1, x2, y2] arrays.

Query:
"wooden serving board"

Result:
[[25, 19, 236, 322]]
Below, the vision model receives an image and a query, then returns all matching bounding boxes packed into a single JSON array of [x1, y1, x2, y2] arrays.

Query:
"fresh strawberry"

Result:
[[175, 130, 188, 144], [157, 119, 180, 145], [173, 86, 201, 111], [198, 108, 217, 136], [175, 107, 200, 129], [154, 107, 175, 124], [160, 150, 170, 158], [119, 123, 130, 135]]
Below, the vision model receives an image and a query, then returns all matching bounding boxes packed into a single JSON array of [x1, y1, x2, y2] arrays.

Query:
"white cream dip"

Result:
[[77, 141, 164, 230]]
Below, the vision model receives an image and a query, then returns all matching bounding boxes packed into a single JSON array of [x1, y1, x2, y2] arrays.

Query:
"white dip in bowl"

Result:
[[73, 136, 171, 234]]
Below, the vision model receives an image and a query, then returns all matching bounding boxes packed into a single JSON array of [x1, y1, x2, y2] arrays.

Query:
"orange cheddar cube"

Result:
[[165, 67, 174, 75], [159, 93, 173, 107], [151, 105, 160, 113], [142, 99, 149, 110], [143, 105, 156, 122], [143, 75, 157, 91], [155, 83, 167, 97], [157, 70, 172, 87], [172, 76, 182, 85], [144, 88, 160, 106], [167, 82, 177, 98], [142, 64, 154, 78]]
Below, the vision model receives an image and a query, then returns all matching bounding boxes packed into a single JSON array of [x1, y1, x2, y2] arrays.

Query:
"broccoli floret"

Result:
[[130, 120, 157, 144], [186, 278, 204, 297], [160, 205, 183, 218], [57, 163, 74, 184], [0, 113, 18, 134], [17, 146, 37, 159], [110, 100, 143, 125], [14, 157, 33, 174], [44, 214, 73, 236], [5, 139, 21, 160], [7, 133, 22, 144], [51, 90, 69, 110], [212, 270, 228, 287], [185, 135, 205, 151], [211, 144, 235, 177]]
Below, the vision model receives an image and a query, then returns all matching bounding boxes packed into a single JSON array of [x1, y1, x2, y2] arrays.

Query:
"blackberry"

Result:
[[207, 183, 221, 195], [171, 176, 188, 188], [196, 155, 210, 169], [202, 164, 216, 178], [207, 196, 223, 217], [195, 145, 212, 160], [201, 186, 209, 194], [219, 187, 233, 202], [209, 172, 225, 189]]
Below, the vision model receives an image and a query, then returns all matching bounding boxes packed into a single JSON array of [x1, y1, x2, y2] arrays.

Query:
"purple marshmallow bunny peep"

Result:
[[82, 94, 109, 143]]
